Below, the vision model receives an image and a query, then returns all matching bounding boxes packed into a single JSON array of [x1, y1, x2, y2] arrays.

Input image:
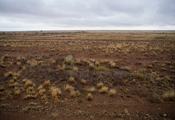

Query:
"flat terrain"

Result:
[[0, 30, 175, 120]]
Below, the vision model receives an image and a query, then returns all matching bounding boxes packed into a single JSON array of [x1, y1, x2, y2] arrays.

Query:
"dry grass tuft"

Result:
[[76, 90, 81, 97], [81, 79, 87, 85], [99, 86, 108, 93], [50, 87, 62, 98], [13, 73, 20, 77], [97, 82, 103, 88], [8, 84, 15, 88], [0, 86, 4, 91], [73, 67, 78, 72], [87, 93, 93, 101], [110, 62, 116, 67], [162, 90, 175, 101], [52, 60, 56, 64], [17, 62, 21, 66], [108, 89, 116, 96], [22, 79, 27, 83], [65, 84, 74, 91], [4, 71, 13, 78], [27, 60, 31, 65], [86, 87, 96, 93], [44, 80, 51, 87], [69, 76, 75, 83], [9, 79, 14, 83], [38, 89, 46, 96], [70, 90, 76, 98], [14, 89, 21, 97], [14, 82, 19, 86], [16, 57, 21, 61], [41, 94, 47, 101], [23, 95, 36, 100], [95, 61, 100, 66], [24, 80, 32, 88], [27, 87, 34, 91], [13, 76, 18, 81], [37, 85, 44, 91]]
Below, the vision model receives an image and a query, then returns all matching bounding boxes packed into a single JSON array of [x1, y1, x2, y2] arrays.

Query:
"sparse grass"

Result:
[[65, 84, 74, 91], [99, 86, 108, 93], [23, 95, 36, 100], [44, 80, 51, 87], [14, 89, 21, 97], [131, 72, 146, 80], [22, 79, 27, 83], [37, 85, 44, 91], [17, 62, 21, 66], [73, 67, 78, 72], [38, 89, 46, 96], [50, 87, 62, 99], [95, 61, 100, 66], [81, 79, 87, 85], [76, 90, 81, 97], [4, 71, 13, 78], [87, 93, 93, 101], [86, 87, 96, 93], [97, 82, 103, 88], [162, 90, 175, 101], [93, 66, 110, 72], [70, 90, 76, 98], [69, 76, 75, 83], [24, 80, 32, 88], [9, 79, 14, 83], [52, 60, 56, 64], [16, 57, 21, 61], [8, 83, 15, 88], [0, 86, 4, 91], [108, 89, 116, 96]]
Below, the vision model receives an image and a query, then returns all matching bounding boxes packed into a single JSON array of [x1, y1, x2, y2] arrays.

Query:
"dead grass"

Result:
[[37, 85, 44, 91], [0, 86, 4, 91], [65, 84, 74, 91], [9, 79, 14, 83], [14, 89, 21, 97], [24, 80, 32, 88], [86, 87, 96, 93], [44, 80, 51, 87], [97, 82, 103, 88], [38, 89, 46, 96], [81, 79, 87, 85], [69, 76, 75, 83], [87, 93, 93, 101], [162, 90, 175, 101], [108, 89, 116, 96], [99, 86, 108, 93], [70, 90, 76, 98], [73, 67, 78, 72]]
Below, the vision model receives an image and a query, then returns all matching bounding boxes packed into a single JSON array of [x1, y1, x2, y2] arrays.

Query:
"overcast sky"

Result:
[[0, 0, 175, 31]]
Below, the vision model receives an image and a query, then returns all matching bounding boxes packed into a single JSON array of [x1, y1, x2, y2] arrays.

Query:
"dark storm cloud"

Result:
[[0, 0, 174, 30]]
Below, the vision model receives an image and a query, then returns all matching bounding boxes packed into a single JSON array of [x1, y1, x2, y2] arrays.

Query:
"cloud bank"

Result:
[[0, 0, 175, 31]]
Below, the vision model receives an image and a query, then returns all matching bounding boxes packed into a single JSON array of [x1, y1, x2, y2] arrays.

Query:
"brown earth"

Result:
[[0, 30, 175, 120]]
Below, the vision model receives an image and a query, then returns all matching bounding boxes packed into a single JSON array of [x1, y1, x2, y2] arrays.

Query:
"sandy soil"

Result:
[[0, 31, 175, 120]]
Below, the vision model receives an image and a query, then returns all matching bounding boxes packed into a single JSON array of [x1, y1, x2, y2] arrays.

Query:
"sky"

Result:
[[0, 0, 175, 31]]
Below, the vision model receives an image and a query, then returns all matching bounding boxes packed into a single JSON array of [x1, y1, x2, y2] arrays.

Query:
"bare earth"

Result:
[[0, 30, 175, 120]]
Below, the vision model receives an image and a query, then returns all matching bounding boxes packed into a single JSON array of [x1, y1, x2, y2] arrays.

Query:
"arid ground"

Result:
[[0, 30, 175, 120]]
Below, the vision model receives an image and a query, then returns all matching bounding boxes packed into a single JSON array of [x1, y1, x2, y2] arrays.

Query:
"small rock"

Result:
[[163, 114, 167, 117]]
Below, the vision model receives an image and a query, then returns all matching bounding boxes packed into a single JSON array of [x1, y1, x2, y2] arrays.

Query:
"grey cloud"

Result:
[[0, 0, 174, 31]]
